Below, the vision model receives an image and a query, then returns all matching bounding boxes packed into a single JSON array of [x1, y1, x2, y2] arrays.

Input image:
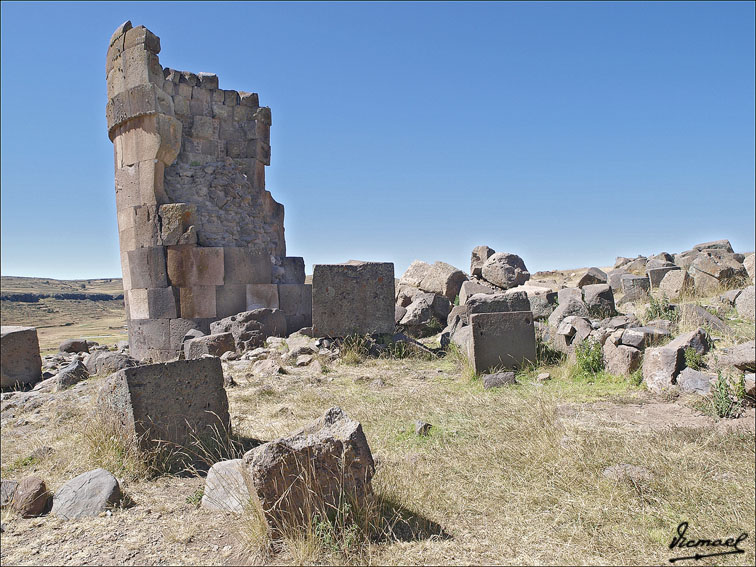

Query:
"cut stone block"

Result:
[[184, 333, 235, 360], [128, 318, 170, 361], [659, 270, 692, 299], [647, 266, 680, 288], [215, 284, 247, 319], [279, 257, 305, 284], [167, 246, 224, 287], [127, 247, 168, 289], [223, 248, 272, 284], [459, 280, 494, 304], [469, 311, 536, 373], [621, 274, 650, 295], [247, 284, 279, 310], [312, 263, 394, 337], [1, 326, 43, 388], [466, 292, 530, 316], [179, 286, 217, 319], [127, 287, 178, 320], [278, 284, 312, 333], [642, 347, 682, 393], [97, 358, 230, 458]]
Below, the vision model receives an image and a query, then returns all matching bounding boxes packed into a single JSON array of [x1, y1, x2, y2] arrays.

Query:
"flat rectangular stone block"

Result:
[[167, 246, 224, 287], [133, 205, 161, 248], [279, 257, 305, 284], [470, 311, 536, 373], [311, 262, 394, 337], [647, 266, 680, 288], [1, 326, 42, 388], [278, 284, 312, 334], [128, 318, 170, 360], [97, 358, 230, 458], [127, 287, 179, 320], [223, 247, 272, 284], [215, 284, 248, 319], [247, 284, 279, 310], [179, 286, 217, 319], [168, 318, 208, 352], [127, 246, 168, 289]]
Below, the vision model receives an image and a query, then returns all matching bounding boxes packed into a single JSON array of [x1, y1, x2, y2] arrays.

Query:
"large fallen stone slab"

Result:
[[658, 269, 693, 299], [667, 328, 710, 355], [676, 368, 714, 395], [312, 262, 395, 337], [582, 284, 616, 318], [466, 292, 530, 316], [52, 469, 121, 519], [470, 312, 536, 373], [679, 304, 731, 335], [577, 267, 607, 287], [547, 297, 589, 328], [184, 332, 235, 359], [459, 280, 495, 304], [418, 262, 467, 302], [201, 458, 249, 513], [735, 285, 755, 322], [642, 347, 682, 393], [241, 407, 374, 529], [711, 341, 755, 373], [602, 340, 641, 376], [1, 326, 42, 388], [96, 358, 230, 455]]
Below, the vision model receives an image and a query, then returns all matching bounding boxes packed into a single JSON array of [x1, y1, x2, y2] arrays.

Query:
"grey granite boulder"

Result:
[[52, 469, 121, 519]]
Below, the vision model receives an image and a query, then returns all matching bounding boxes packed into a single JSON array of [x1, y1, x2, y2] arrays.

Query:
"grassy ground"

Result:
[[1, 270, 754, 565], [1, 277, 127, 354], [2, 350, 753, 566]]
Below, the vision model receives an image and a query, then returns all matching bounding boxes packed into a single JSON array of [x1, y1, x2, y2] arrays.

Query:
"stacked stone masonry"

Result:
[[107, 22, 308, 361]]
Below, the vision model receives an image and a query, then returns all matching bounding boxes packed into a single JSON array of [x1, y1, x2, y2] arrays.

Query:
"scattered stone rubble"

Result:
[[1, 16, 754, 539]]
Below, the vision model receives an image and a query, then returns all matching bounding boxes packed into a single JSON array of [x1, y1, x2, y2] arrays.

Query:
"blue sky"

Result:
[[1, 1, 754, 280]]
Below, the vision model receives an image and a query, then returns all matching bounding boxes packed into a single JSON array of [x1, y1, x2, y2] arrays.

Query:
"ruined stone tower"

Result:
[[106, 21, 311, 361]]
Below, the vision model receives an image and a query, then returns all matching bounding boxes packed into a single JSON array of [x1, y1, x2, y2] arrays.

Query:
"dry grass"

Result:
[[2, 276, 754, 564]]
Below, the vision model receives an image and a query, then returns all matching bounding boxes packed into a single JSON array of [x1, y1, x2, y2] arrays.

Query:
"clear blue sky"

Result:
[[1, 1, 754, 280]]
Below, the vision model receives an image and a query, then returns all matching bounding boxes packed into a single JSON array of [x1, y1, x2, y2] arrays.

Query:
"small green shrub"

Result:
[[453, 295, 460, 306], [629, 368, 643, 387], [575, 340, 604, 376], [683, 347, 704, 371], [645, 294, 679, 323], [340, 335, 371, 365], [707, 373, 744, 419], [186, 488, 204, 507]]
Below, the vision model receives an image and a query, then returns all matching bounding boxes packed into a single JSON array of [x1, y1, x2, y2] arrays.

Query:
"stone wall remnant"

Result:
[[106, 22, 309, 360]]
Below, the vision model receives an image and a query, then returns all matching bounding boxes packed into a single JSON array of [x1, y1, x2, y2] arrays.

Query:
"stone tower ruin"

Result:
[[106, 21, 310, 361]]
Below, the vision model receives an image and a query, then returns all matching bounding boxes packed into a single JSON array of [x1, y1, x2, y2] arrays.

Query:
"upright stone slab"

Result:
[[96, 358, 230, 454], [1, 326, 42, 388], [312, 262, 394, 337], [469, 312, 536, 373]]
